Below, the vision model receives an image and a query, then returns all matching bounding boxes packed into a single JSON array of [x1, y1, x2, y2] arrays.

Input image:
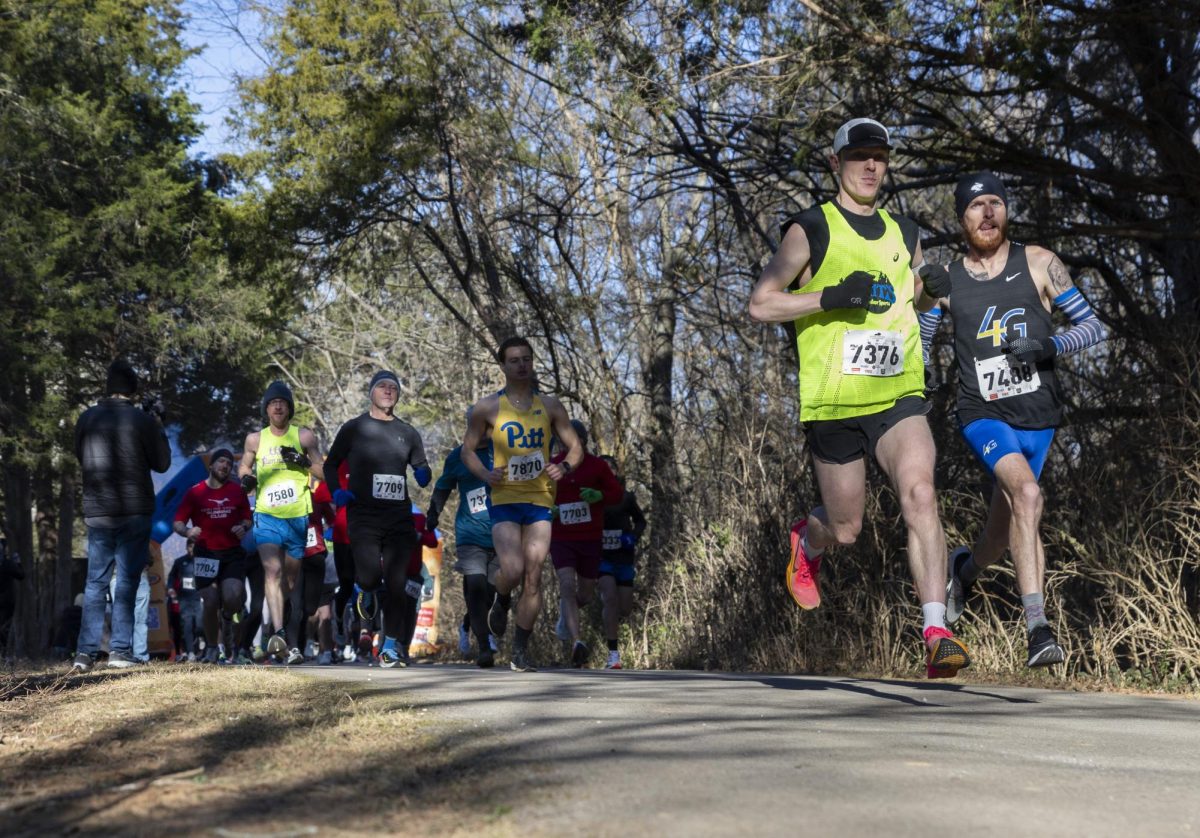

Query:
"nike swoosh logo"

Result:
[[1005, 273, 1021, 282]]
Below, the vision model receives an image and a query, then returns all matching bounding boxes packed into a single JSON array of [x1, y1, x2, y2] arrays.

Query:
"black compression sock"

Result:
[[607, 638, 619, 652], [514, 625, 532, 652], [498, 592, 512, 610]]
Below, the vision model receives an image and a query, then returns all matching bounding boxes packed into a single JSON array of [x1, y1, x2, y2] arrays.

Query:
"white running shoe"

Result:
[[605, 651, 622, 670], [342, 643, 357, 663], [286, 647, 304, 665]]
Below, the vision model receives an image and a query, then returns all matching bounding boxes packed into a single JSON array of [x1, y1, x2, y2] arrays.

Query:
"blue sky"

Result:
[[178, 1, 269, 157]]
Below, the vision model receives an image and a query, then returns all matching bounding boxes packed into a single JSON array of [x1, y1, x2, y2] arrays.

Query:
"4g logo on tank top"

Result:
[[976, 305, 1028, 347]]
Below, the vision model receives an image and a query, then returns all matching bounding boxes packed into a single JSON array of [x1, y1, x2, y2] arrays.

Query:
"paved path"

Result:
[[300, 663, 1199, 836]]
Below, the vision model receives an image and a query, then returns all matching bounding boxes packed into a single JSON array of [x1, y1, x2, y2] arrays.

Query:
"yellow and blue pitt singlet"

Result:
[[490, 392, 554, 508], [254, 424, 312, 519]]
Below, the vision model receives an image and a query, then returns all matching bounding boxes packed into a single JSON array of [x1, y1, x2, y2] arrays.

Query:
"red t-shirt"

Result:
[[174, 480, 251, 552], [551, 453, 623, 542], [306, 481, 337, 557]]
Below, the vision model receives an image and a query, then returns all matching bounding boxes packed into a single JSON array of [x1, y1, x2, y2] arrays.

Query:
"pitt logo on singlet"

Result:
[[500, 421, 544, 450]]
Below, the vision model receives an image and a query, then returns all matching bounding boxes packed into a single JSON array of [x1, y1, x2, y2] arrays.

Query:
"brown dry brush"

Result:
[[617, 372, 1200, 688]]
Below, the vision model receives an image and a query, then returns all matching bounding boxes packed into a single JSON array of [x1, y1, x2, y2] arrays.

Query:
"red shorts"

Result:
[[550, 540, 603, 580]]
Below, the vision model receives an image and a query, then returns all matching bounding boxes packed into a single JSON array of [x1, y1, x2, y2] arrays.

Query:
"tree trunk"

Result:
[[640, 288, 680, 585]]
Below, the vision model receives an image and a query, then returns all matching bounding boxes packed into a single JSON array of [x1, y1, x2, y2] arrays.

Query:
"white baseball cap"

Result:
[[833, 118, 892, 154]]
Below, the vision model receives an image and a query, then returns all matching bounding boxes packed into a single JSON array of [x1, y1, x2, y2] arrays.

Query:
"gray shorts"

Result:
[[453, 543, 499, 585]]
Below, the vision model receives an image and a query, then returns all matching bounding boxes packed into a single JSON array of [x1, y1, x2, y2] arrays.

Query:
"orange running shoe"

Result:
[[924, 625, 971, 678], [787, 519, 821, 610]]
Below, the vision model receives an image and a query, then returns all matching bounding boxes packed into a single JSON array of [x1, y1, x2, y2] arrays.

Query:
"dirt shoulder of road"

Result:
[[0, 665, 523, 837]]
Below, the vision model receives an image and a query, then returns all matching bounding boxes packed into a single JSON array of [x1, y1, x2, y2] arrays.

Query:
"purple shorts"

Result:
[[550, 540, 603, 580]]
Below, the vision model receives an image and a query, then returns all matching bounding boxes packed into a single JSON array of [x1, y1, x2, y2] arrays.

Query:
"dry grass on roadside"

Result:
[[0, 665, 518, 837]]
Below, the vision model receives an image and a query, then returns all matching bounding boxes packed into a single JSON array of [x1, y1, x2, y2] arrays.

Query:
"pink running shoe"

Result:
[[924, 625, 971, 678], [787, 519, 821, 610]]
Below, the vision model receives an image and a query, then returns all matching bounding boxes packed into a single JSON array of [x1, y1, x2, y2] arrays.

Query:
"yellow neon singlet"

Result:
[[254, 424, 312, 519], [490, 392, 555, 508], [792, 203, 925, 422]]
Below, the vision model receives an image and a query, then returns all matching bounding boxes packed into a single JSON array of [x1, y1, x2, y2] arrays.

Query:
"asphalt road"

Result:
[[299, 662, 1199, 837]]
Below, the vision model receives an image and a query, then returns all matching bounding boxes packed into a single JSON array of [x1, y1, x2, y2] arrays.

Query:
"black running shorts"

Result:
[[803, 396, 931, 465]]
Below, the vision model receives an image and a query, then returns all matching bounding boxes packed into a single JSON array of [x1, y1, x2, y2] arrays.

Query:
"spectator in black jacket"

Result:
[[0, 533, 25, 656], [70, 359, 171, 672]]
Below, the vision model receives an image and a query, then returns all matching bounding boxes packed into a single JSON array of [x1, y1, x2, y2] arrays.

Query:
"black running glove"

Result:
[[240, 474, 257, 493], [279, 447, 312, 470], [917, 263, 952, 299], [1003, 336, 1057, 364], [819, 271, 874, 311]]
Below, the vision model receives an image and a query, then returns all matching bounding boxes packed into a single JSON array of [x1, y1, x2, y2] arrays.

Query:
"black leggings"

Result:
[[286, 551, 328, 650], [333, 541, 355, 637], [349, 509, 419, 643], [241, 553, 265, 653]]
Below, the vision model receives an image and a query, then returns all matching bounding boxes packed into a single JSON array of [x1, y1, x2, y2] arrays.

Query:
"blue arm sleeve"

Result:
[[918, 307, 942, 366], [1050, 288, 1107, 356]]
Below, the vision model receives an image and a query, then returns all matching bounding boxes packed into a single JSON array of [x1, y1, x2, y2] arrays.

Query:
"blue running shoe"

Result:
[[379, 637, 407, 669]]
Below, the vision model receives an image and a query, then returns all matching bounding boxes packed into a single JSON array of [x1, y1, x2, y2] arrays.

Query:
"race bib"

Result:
[[306, 525, 319, 549], [603, 529, 622, 551], [466, 486, 488, 515], [181, 576, 195, 591], [558, 501, 591, 526], [405, 579, 424, 598], [974, 355, 1041, 401], [842, 330, 904, 377], [372, 473, 407, 501], [193, 557, 219, 578], [506, 451, 545, 482], [261, 484, 298, 510]]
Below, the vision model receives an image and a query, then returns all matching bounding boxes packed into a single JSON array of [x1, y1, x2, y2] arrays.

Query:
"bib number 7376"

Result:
[[842, 330, 904, 377]]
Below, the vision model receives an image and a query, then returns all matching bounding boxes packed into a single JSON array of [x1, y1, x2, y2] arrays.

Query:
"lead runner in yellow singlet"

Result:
[[461, 336, 584, 672], [749, 117, 970, 678]]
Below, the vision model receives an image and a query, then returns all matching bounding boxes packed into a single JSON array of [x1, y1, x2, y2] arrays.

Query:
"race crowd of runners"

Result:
[[69, 117, 1105, 678]]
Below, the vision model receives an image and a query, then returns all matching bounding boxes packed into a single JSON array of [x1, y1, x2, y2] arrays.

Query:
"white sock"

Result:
[[802, 531, 825, 559], [922, 602, 947, 633]]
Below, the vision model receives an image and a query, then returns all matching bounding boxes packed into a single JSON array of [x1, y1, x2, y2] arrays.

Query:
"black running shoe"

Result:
[[571, 640, 589, 668], [945, 547, 974, 625], [1026, 624, 1066, 668], [477, 649, 495, 669], [488, 593, 509, 638], [509, 648, 537, 672]]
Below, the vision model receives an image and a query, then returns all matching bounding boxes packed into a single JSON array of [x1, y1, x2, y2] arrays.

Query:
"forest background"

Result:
[[2, 0, 1197, 688]]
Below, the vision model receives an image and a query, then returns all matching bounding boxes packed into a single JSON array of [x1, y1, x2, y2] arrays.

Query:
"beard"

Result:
[[965, 216, 1007, 252]]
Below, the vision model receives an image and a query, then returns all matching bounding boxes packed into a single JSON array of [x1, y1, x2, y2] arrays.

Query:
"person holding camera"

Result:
[[238, 381, 324, 662], [71, 359, 171, 671]]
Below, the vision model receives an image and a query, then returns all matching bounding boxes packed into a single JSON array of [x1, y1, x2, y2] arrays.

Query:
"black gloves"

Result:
[[917, 264, 952, 299], [1003, 336, 1058, 364], [240, 474, 257, 493], [819, 271, 874, 311], [279, 447, 312, 470]]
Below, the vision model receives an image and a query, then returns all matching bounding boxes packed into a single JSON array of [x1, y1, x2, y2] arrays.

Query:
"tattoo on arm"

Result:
[[1047, 255, 1073, 295]]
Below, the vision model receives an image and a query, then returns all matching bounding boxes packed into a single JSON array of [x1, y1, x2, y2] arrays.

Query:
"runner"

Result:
[[918, 171, 1107, 667], [238, 381, 324, 662], [426, 409, 501, 668], [323, 371, 434, 669], [748, 117, 970, 678], [598, 455, 647, 670], [172, 447, 251, 664], [461, 337, 584, 672], [550, 420, 622, 667], [283, 478, 336, 664]]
